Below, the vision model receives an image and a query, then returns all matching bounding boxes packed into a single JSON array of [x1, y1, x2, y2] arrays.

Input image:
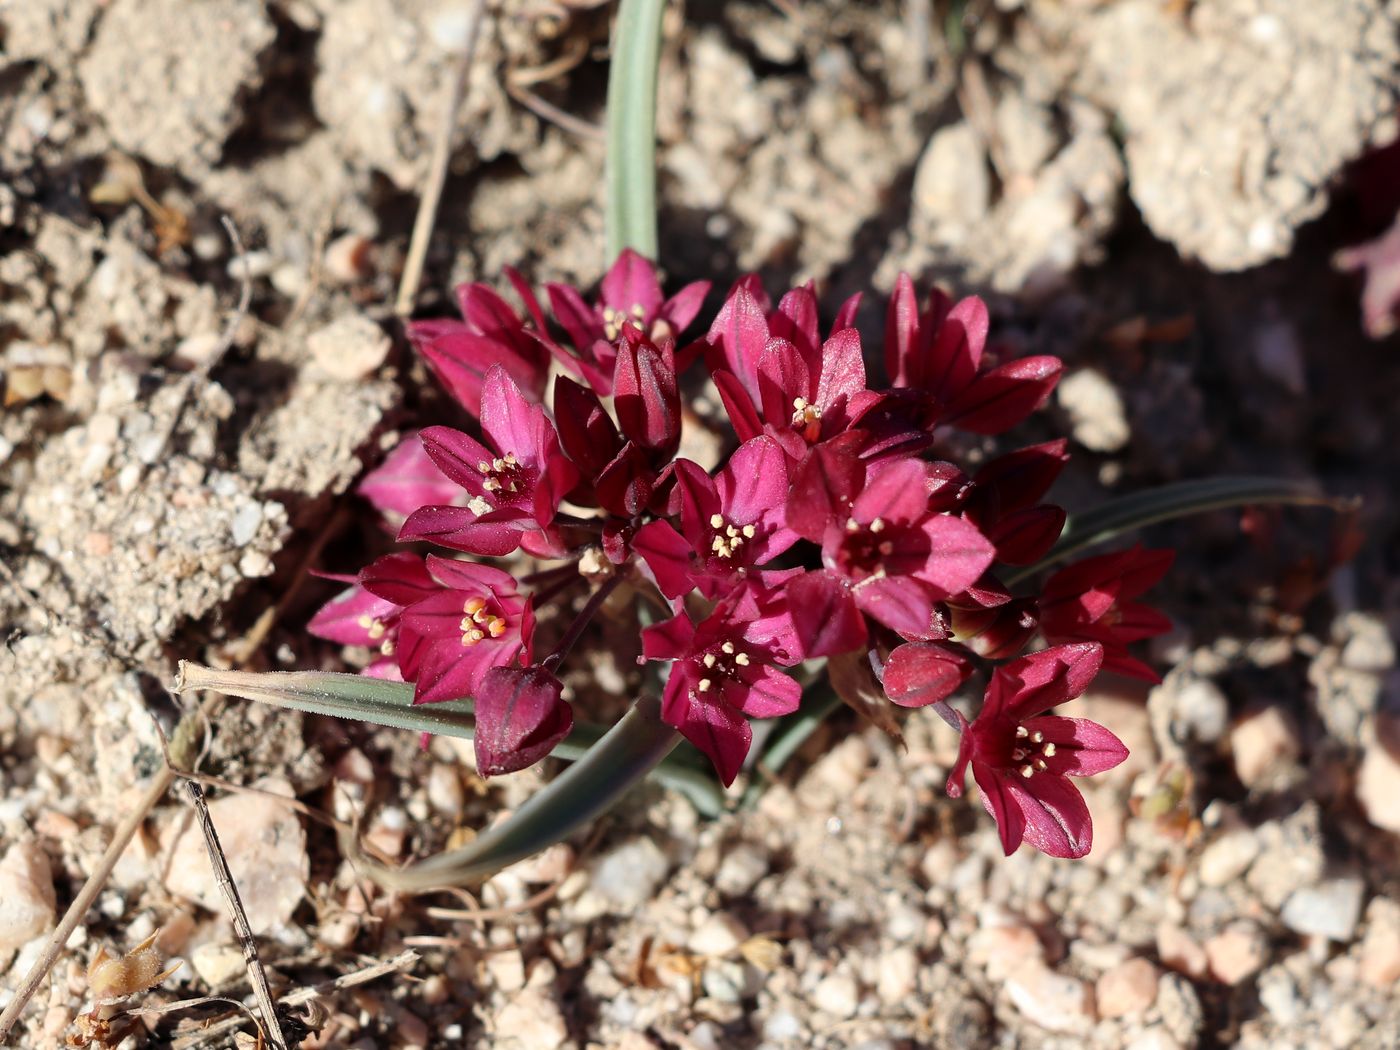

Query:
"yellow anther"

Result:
[[1032, 731, 1044, 744], [487, 617, 508, 638], [367, 620, 386, 640], [1016, 726, 1029, 738], [464, 597, 487, 616], [726, 525, 739, 539], [845, 518, 860, 532], [356, 614, 373, 629], [721, 641, 735, 654], [477, 461, 491, 473], [1042, 743, 1056, 757], [710, 513, 725, 529], [1020, 765, 1034, 778], [703, 653, 716, 668], [741, 524, 756, 539], [734, 653, 751, 666], [697, 678, 712, 692], [380, 640, 396, 656]]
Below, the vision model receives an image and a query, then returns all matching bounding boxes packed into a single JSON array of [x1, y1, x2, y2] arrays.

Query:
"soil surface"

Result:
[[3, 1, 1400, 1048]]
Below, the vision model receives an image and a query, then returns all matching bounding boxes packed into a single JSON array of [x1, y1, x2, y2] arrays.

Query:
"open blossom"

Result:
[[400, 365, 579, 557], [310, 552, 533, 706], [947, 642, 1128, 858], [1040, 545, 1175, 681], [642, 586, 802, 785], [636, 435, 798, 600]]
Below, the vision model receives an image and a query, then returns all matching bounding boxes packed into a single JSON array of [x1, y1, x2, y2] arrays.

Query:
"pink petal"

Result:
[[756, 337, 811, 426], [785, 433, 866, 542], [473, 666, 573, 776], [409, 641, 492, 705], [786, 570, 867, 658], [600, 249, 664, 320], [642, 612, 696, 662], [731, 663, 802, 719], [553, 376, 621, 477], [914, 514, 997, 598], [973, 762, 1028, 856], [999, 770, 1093, 859], [480, 365, 546, 466], [988, 642, 1105, 722], [398, 506, 527, 557], [813, 328, 866, 422], [884, 272, 921, 388], [711, 368, 763, 442], [414, 329, 547, 417], [359, 552, 438, 606], [853, 575, 938, 638], [769, 285, 821, 367], [850, 457, 933, 526], [424, 554, 517, 595], [308, 585, 397, 646], [672, 458, 721, 548], [668, 686, 752, 787], [633, 519, 695, 600], [832, 291, 862, 332], [707, 284, 770, 399], [986, 504, 1066, 565], [503, 267, 549, 332], [927, 295, 989, 400], [1022, 715, 1129, 777], [358, 434, 460, 520], [883, 641, 973, 708], [661, 280, 711, 334], [418, 426, 493, 496], [716, 436, 790, 529], [545, 283, 601, 361], [943, 355, 1062, 435], [613, 334, 680, 454]]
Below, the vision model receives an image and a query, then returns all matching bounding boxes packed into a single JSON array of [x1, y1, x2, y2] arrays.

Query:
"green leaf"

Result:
[[1006, 476, 1349, 585], [605, 0, 668, 260], [175, 663, 727, 885]]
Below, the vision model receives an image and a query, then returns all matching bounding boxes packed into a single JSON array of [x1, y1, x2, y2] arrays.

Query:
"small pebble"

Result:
[[690, 913, 748, 957], [585, 838, 669, 912], [877, 946, 919, 1003], [1280, 878, 1365, 941], [1356, 724, 1400, 833], [0, 841, 56, 954], [1198, 828, 1261, 887], [1004, 961, 1094, 1032], [1205, 922, 1269, 985], [191, 943, 245, 986], [307, 313, 391, 381], [1358, 898, 1400, 988], [1095, 957, 1160, 1018], [1229, 706, 1300, 788], [812, 972, 860, 1019], [1057, 368, 1129, 452]]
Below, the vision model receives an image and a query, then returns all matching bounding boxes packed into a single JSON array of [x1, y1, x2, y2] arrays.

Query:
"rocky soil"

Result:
[[2, 1, 1400, 1048]]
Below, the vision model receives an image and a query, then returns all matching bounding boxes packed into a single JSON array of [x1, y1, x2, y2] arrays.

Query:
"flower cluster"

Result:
[[311, 251, 1174, 858]]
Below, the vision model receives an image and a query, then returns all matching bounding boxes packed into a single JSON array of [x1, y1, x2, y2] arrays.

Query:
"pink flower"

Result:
[[883, 276, 1062, 434], [383, 555, 534, 706], [785, 452, 996, 647], [636, 435, 798, 600], [399, 366, 579, 557], [946, 642, 1127, 858], [309, 552, 534, 706], [1039, 545, 1174, 682], [545, 249, 709, 394], [612, 324, 681, 459], [406, 271, 551, 416], [642, 587, 802, 785]]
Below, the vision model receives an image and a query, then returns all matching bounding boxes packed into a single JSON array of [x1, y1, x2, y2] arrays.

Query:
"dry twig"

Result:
[[395, 0, 489, 317]]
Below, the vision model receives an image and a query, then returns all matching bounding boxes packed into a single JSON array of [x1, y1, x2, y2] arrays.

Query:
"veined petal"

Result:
[[473, 666, 573, 776], [308, 585, 397, 646], [732, 663, 802, 718], [670, 688, 752, 788], [717, 435, 790, 529], [786, 570, 867, 658], [884, 641, 973, 708], [424, 554, 517, 595], [973, 762, 1028, 856], [992, 642, 1105, 722], [707, 284, 770, 399], [600, 249, 663, 321], [641, 612, 697, 662], [1021, 715, 1129, 777], [398, 506, 528, 557], [1000, 772, 1093, 859], [633, 519, 695, 600], [418, 427, 494, 496], [943, 355, 1062, 435], [359, 552, 438, 606], [853, 574, 938, 638]]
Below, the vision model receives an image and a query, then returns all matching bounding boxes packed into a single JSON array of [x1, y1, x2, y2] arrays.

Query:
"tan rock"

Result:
[[1156, 922, 1208, 979], [1205, 922, 1269, 985], [969, 923, 1045, 981], [1004, 961, 1095, 1033], [0, 841, 56, 954], [1229, 707, 1300, 788], [492, 987, 568, 1049], [163, 778, 307, 936], [1358, 898, 1400, 989], [307, 313, 390, 381], [1357, 719, 1400, 833], [1096, 957, 1160, 1018]]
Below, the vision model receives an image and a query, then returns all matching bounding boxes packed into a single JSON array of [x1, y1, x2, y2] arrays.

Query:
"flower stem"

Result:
[[605, 0, 668, 261], [542, 573, 624, 672]]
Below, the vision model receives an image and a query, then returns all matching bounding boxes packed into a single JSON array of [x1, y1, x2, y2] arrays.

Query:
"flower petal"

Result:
[[786, 570, 867, 658], [999, 771, 1093, 859], [1022, 715, 1129, 777], [974, 763, 1028, 856], [732, 663, 802, 719], [668, 687, 752, 787], [883, 641, 973, 708], [398, 506, 527, 557], [633, 519, 695, 600], [359, 433, 461, 520]]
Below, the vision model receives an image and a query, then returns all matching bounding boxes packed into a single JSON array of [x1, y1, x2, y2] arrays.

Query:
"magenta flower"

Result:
[[637, 435, 798, 600], [947, 642, 1127, 858], [309, 552, 534, 705], [378, 555, 534, 706], [472, 666, 573, 776], [612, 324, 681, 460], [1040, 545, 1174, 681], [545, 249, 709, 394], [883, 276, 1062, 434], [399, 365, 579, 557], [794, 454, 996, 644], [406, 272, 551, 416], [642, 587, 802, 785]]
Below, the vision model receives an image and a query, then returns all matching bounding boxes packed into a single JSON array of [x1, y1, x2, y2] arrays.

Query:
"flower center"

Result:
[[1011, 724, 1057, 778], [839, 516, 894, 577], [790, 397, 822, 442], [355, 614, 397, 656], [459, 596, 509, 647], [603, 303, 648, 341], [691, 638, 753, 698], [470, 452, 534, 515], [708, 513, 757, 561]]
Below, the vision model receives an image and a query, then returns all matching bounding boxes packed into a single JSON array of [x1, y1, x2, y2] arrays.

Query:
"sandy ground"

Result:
[[2, 1, 1400, 1047]]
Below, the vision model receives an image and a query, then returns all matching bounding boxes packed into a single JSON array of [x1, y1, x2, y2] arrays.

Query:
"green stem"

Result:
[[605, 0, 668, 260]]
